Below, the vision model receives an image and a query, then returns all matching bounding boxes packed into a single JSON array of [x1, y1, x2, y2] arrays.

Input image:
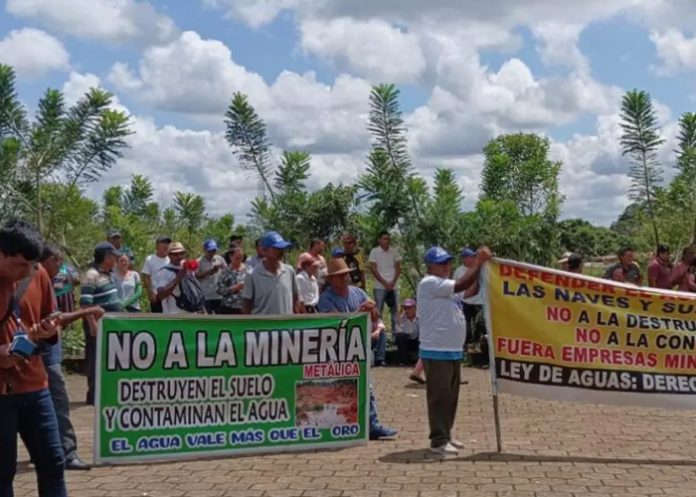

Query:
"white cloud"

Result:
[[532, 22, 589, 74], [61, 71, 102, 106], [109, 31, 372, 153], [108, 31, 270, 114], [299, 17, 426, 83], [202, 0, 307, 28], [0, 28, 69, 79], [6, 0, 177, 44], [650, 29, 696, 75]]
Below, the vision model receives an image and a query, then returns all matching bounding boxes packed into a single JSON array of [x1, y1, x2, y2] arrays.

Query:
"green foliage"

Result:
[[478, 133, 562, 265], [619, 89, 664, 246], [224, 92, 275, 200], [559, 219, 630, 257], [0, 64, 132, 233]]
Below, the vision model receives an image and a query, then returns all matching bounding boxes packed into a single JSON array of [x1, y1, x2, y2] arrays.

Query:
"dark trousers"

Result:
[[394, 334, 419, 364], [0, 389, 67, 497], [84, 325, 96, 405], [205, 299, 221, 314], [149, 300, 163, 313], [218, 307, 241, 315], [462, 303, 481, 345], [45, 364, 78, 461], [422, 359, 461, 448]]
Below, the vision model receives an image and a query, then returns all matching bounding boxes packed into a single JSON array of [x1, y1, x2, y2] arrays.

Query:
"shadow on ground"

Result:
[[380, 449, 696, 466]]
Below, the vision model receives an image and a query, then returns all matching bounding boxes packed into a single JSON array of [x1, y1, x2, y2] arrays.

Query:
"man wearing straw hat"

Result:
[[318, 257, 398, 440], [418, 245, 491, 456]]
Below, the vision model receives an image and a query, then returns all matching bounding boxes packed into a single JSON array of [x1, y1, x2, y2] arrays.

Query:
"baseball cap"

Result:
[[331, 247, 345, 257], [260, 231, 292, 250], [94, 242, 121, 259], [424, 246, 454, 265], [106, 228, 121, 239], [460, 247, 477, 258], [156, 235, 172, 244], [204, 239, 219, 252], [403, 298, 416, 307]]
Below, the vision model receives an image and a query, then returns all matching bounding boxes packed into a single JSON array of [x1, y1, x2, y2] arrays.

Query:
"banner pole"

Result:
[[492, 393, 502, 453], [480, 261, 503, 453]]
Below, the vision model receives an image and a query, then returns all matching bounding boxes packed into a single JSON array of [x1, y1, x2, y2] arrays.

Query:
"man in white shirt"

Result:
[[453, 248, 483, 347], [295, 253, 320, 313], [368, 231, 401, 365], [154, 242, 204, 314], [196, 239, 226, 314], [417, 245, 490, 456], [141, 236, 170, 313], [296, 238, 327, 289]]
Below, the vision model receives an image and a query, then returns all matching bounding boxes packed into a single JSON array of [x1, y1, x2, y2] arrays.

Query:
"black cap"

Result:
[[94, 242, 121, 259], [156, 235, 172, 244]]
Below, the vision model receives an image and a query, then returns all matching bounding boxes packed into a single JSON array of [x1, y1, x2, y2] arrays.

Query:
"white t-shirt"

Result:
[[368, 246, 402, 290], [417, 274, 466, 357], [453, 265, 483, 306], [142, 254, 169, 277], [296, 271, 319, 306], [197, 254, 226, 301], [152, 263, 185, 314]]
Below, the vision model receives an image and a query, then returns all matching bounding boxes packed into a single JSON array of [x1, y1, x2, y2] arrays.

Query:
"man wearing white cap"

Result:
[[418, 245, 491, 455]]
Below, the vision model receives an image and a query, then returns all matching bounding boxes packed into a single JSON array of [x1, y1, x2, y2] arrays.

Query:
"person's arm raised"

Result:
[[453, 248, 492, 294]]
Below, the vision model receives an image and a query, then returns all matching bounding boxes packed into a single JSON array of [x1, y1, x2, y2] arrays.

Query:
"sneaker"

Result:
[[409, 374, 426, 384], [450, 439, 465, 449], [369, 426, 398, 440], [429, 442, 459, 455]]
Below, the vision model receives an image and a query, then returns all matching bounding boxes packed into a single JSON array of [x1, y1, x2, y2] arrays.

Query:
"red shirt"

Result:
[[0, 266, 57, 395], [648, 259, 672, 289]]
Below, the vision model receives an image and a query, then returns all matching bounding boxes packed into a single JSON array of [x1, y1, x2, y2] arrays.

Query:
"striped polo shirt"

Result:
[[79, 267, 124, 312]]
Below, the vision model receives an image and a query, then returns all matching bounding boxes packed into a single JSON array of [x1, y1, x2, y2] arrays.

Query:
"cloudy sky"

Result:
[[2, 0, 695, 226]]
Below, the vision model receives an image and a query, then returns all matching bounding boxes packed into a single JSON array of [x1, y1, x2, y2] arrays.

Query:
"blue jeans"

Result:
[[0, 389, 67, 497], [46, 364, 78, 460], [368, 385, 381, 432], [374, 288, 398, 332], [371, 331, 386, 364]]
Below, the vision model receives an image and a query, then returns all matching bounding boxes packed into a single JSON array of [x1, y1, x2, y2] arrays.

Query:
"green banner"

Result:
[[94, 313, 370, 464]]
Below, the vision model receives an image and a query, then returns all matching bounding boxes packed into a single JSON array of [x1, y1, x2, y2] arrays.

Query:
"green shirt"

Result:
[[80, 267, 123, 312]]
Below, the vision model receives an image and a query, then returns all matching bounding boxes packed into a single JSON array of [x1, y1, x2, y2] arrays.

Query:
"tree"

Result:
[[481, 133, 562, 217], [479, 133, 563, 264], [173, 192, 206, 250], [359, 84, 425, 286], [0, 64, 131, 233], [619, 89, 665, 247], [224, 92, 275, 200], [675, 112, 696, 243]]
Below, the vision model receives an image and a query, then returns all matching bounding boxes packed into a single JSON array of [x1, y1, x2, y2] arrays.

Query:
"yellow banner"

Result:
[[484, 259, 696, 409]]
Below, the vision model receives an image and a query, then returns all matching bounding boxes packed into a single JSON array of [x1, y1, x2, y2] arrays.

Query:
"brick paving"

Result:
[[12, 367, 696, 496]]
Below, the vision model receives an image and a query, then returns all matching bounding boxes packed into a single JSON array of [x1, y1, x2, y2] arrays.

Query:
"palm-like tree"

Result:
[[224, 92, 275, 201], [0, 64, 131, 232], [619, 89, 665, 247]]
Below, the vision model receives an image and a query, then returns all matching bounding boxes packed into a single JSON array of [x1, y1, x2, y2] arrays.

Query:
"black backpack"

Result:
[[164, 268, 205, 312]]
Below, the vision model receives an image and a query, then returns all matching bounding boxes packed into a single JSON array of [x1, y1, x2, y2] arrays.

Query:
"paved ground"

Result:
[[12, 367, 696, 496]]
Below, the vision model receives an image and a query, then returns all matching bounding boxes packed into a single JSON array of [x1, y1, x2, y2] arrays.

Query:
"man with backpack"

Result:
[[155, 242, 206, 314]]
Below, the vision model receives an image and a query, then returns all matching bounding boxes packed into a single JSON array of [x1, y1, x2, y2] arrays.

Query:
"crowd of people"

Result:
[[7, 218, 696, 495]]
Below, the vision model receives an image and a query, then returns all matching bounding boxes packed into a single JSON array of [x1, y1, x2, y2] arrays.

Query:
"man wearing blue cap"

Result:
[[418, 245, 491, 455], [454, 248, 484, 356], [196, 239, 226, 314], [242, 231, 299, 315]]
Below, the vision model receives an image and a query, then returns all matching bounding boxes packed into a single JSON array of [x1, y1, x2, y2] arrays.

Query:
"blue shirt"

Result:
[[318, 286, 368, 313]]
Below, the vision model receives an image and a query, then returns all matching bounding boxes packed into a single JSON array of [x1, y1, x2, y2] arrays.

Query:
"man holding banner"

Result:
[[417, 246, 491, 455]]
